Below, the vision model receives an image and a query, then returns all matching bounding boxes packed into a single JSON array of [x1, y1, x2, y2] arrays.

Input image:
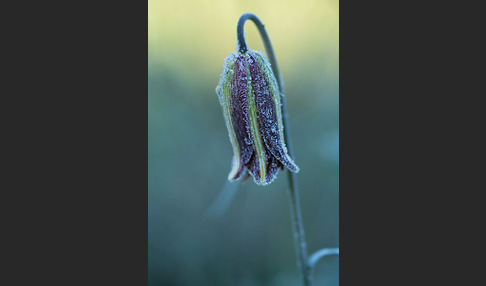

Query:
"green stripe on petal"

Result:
[[245, 53, 267, 184], [215, 53, 242, 180]]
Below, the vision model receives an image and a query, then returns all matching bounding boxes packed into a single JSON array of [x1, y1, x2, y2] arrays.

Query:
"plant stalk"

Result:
[[236, 13, 312, 286]]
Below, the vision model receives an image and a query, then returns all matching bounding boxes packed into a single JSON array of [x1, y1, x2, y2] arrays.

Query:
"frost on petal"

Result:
[[216, 52, 237, 105], [264, 151, 284, 185], [228, 54, 254, 180], [246, 148, 283, 186], [247, 52, 299, 173], [247, 152, 261, 184], [216, 53, 242, 181]]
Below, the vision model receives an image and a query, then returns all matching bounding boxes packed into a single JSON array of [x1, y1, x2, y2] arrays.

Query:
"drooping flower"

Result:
[[216, 50, 299, 186]]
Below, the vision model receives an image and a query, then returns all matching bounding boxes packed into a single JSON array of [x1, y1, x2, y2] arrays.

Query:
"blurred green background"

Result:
[[148, 0, 338, 285]]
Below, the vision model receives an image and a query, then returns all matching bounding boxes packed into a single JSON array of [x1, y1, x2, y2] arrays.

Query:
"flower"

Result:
[[216, 50, 299, 186]]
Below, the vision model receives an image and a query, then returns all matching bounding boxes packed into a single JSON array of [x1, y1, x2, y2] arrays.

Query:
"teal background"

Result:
[[148, 0, 338, 285]]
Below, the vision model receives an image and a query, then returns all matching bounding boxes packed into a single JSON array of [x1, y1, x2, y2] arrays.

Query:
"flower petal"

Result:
[[228, 55, 254, 180], [248, 52, 299, 173]]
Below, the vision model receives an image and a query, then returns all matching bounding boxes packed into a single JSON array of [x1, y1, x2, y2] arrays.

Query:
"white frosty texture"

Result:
[[215, 52, 238, 105], [251, 50, 299, 174]]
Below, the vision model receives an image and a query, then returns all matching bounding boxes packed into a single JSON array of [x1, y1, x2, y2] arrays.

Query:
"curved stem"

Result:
[[236, 13, 311, 286], [236, 13, 283, 91], [308, 248, 339, 268]]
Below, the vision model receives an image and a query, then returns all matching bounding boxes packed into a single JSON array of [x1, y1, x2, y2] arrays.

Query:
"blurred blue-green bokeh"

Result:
[[149, 0, 338, 285]]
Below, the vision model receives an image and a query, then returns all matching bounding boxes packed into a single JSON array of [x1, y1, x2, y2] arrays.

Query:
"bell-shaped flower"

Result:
[[216, 50, 299, 185]]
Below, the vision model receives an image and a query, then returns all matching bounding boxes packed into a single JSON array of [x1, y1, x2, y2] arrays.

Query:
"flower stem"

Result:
[[236, 13, 311, 286]]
